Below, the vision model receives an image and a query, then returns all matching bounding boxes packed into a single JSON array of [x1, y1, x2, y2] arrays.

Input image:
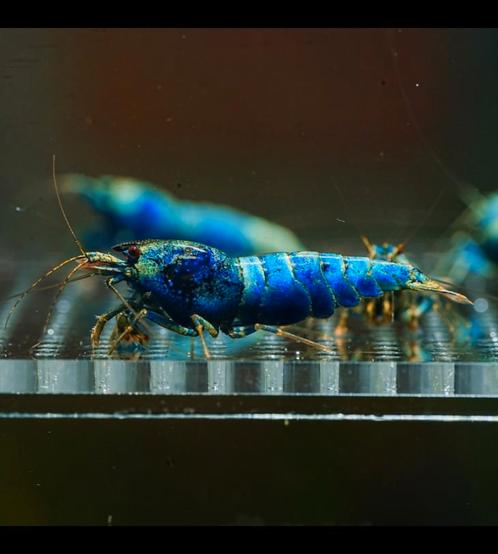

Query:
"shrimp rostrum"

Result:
[[15, 239, 471, 358]]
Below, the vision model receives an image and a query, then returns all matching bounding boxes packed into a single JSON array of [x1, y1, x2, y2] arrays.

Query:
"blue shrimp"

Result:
[[354, 233, 470, 342], [331, 236, 473, 336], [63, 174, 305, 256], [65, 239, 471, 358], [359, 237, 433, 329], [437, 192, 498, 283]]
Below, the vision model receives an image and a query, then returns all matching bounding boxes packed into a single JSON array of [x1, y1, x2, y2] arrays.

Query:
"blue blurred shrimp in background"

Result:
[[437, 191, 498, 284], [62, 174, 305, 256]]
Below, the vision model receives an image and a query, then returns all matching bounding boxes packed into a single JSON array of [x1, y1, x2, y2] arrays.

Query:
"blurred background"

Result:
[[0, 28, 497, 258]]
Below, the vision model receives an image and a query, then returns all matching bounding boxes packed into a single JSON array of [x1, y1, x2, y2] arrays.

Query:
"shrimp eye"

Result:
[[127, 244, 140, 261]]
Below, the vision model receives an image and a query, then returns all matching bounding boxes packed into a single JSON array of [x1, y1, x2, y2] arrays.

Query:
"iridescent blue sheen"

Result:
[[257, 254, 311, 325], [132, 241, 243, 328], [343, 258, 383, 298], [319, 254, 359, 307], [90, 240, 438, 335], [370, 261, 411, 291], [290, 252, 335, 318], [236, 257, 267, 323]]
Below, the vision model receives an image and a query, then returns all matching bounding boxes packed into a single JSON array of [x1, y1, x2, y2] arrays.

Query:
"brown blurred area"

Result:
[[1, 28, 497, 257]]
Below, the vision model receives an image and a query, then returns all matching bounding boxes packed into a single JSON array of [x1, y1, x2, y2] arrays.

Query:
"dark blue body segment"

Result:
[[290, 253, 335, 318], [133, 241, 244, 328], [370, 261, 411, 291], [258, 254, 311, 325], [319, 254, 360, 307], [343, 257, 383, 298], [235, 256, 266, 324]]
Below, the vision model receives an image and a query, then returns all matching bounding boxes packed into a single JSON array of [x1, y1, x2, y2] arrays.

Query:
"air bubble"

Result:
[[474, 298, 489, 314]]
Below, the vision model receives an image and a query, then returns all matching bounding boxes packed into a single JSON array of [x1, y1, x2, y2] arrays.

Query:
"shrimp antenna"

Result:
[[386, 30, 487, 256], [385, 30, 477, 197], [3, 156, 89, 328], [431, 276, 498, 306], [397, 187, 445, 248], [4, 255, 85, 328], [35, 260, 88, 345], [2, 272, 96, 302], [418, 275, 498, 308], [52, 154, 87, 258]]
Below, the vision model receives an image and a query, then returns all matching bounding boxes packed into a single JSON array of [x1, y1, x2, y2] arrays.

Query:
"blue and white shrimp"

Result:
[[59, 240, 470, 358], [63, 174, 305, 256]]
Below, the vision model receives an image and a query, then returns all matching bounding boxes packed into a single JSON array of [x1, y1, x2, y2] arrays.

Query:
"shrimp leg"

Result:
[[191, 314, 218, 359], [226, 324, 334, 354], [143, 311, 216, 359], [108, 308, 148, 355], [91, 304, 127, 347], [334, 309, 350, 337]]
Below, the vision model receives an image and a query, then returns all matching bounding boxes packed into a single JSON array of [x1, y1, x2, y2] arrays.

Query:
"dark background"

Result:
[[1, 28, 497, 259], [2, 394, 498, 525], [1, 29, 498, 525]]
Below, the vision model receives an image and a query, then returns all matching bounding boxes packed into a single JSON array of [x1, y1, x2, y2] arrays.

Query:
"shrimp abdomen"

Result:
[[235, 254, 312, 325], [234, 252, 339, 326], [231, 250, 470, 328]]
